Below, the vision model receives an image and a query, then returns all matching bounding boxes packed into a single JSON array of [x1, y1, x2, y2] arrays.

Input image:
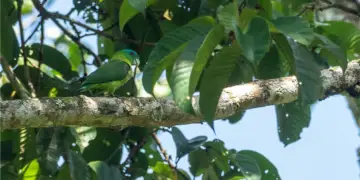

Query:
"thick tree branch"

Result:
[[1, 60, 360, 130]]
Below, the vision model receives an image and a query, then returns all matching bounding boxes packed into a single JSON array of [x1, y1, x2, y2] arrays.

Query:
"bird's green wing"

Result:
[[81, 60, 131, 86]]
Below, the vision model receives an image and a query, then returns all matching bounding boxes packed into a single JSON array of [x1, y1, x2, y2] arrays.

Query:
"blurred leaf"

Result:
[[19, 128, 37, 167], [67, 150, 92, 180], [275, 99, 311, 146], [312, 34, 347, 71], [171, 127, 207, 160], [57, 164, 71, 180], [72, 127, 97, 153], [82, 128, 123, 165], [319, 21, 360, 54], [88, 161, 123, 180], [119, 0, 157, 30], [0, 164, 18, 180], [202, 166, 218, 180], [233, 153, 261, 180], [22, 159, 39, 180], [235, 17, 270, 66], [142, 16, 215, 95], [272, 16, 314, 46], [272, 33, 294, 73], [217, 2, 239, 35], [258, 0, 272, 19], [25, 43, 78, 80], [288, 39, 322, 104], [0, 1, 19, 67], [238, 7, 258, 30], [199, 45, 242, 129], [237, 150, 280, 179], [226, 110, 245, 124], [256, 44, 286, 79], [152, 162, 174, 178]]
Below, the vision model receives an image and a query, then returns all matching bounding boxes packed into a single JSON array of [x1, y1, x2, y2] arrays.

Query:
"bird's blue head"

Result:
[[121, 49, 140, 66]]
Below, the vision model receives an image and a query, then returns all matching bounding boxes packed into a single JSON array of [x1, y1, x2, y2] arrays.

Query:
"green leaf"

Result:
[[57, 164, 71, 180], [171, 127, 207, 159], [202, 166, 218, 180], [288, 39, 322, 104], [272, 33, 294, 73], [238, 8, 258, 30], [88, 161, 123, 180], [142, 16, 215, 95], [318, 21, 360, 54], [237, 150, 281, 179], [72, 127, 97, 153], [82, 128, 123, 165], [199, 45, 242, 129], [275, 99, 311, 146], [171, 36, 206, 113], [67, 150, 92, 180], [22, 159, 40, 180], [119, 0, 157, 30], [217, 2, 239, 35], [0, 1, 19, 67], [256, 44, 286, 79], [233, 153, 261, 180], [272, 16, 314, 46], [188, 148, 211, 177], [313, 34, 347, 71], [152, 162, 174, 178], [226, 110, 245, 124], [26, 43, 78, 80], [235, 17, 270, 66], [171, 25, 224, 114], [258, 0, 272, 19]]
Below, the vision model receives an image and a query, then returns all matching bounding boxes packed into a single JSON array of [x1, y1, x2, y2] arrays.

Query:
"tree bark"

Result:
[[1, 60, 359, 130]]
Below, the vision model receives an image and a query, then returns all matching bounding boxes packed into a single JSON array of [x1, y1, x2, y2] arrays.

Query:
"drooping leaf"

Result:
[[22, 159, 40, 180], [202, 166, 218, 180], [119, 0, 157, 30], [171, 127, 207, 160], [256, 44, 286, 79], [236, 150, 281, 179], [67, 150, 92, 180], [275, 99, 311, 146], [235, 17, 270, 66], [272, 16, 314, 46], [313, 34, 347, 71], [217, 2, 239, 35], [272, 33, 294, 73], [233, 153, 261, 180], [0, 1, 19, 67], [142, 16, 215, 95], [88, 161, 123, 180], [318, 21, 360, 54], [199, 45, 242, 129], [288, 39, 322, 104], [82, 128, 123, 165]]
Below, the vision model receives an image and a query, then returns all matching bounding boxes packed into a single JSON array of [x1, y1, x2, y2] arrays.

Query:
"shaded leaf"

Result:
[[238, 7, 258, 30], [288, 39, 322, 104], [272, 33, 294, 73], [119, 0, 157, 30], [233, 153, 261, 180], [217, 2, 239, 35], [67, 150, 91, 180], [275, 99, 311, 146], [238, 150, 281, 179], [88, 161, 123, 180], [256, 44, 286, 79], [235, 17, 270, 66], [143, 16, 215, 95], [171, 127, 207, 160], [199, 45, 242, 129], [272, 16, 314, 46]]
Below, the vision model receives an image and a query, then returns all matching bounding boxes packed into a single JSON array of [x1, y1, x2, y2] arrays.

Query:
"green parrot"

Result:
[[78, 49, 140, 96]]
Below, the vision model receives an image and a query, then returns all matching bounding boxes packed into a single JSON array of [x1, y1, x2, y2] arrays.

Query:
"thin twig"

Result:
[[79, 21, 118, 39], [17, 0, 36, 98], [151, 132, 176, 169], [49, 12, 155, 46], [0, 56, 29, 99], [31, 0, 103, 66], [24, 20, 41, 44], [70, 22, 88, 76], [35, 17, 45, 92]]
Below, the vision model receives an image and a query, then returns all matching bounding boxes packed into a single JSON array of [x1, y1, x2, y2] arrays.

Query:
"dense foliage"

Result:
[[1, 0, 359, 179]]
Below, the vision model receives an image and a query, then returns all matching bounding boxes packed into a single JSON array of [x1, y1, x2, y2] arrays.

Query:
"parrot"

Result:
[[78, 49, 140, 96]]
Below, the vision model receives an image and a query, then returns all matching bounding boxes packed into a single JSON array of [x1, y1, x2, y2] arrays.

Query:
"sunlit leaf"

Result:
[[143, 16, 215, 95], [235, 17, 270, 66], [119, 0, 157, 30], [199, 45, 242, 129], [22, 159, 39, 180]]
